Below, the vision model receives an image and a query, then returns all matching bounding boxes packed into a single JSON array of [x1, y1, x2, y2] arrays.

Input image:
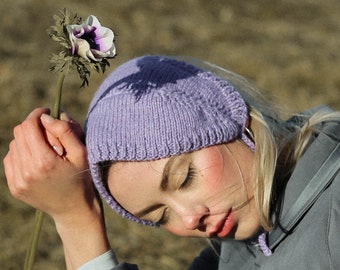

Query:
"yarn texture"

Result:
[[85, 55, 253, 225]]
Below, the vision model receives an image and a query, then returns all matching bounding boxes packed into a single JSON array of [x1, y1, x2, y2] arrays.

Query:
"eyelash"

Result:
[[179, 164, 196, 190], [156, 208, 169, 226]]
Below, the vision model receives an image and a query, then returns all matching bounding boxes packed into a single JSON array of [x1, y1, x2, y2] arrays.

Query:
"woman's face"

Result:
[[107, 140, 261, 240]]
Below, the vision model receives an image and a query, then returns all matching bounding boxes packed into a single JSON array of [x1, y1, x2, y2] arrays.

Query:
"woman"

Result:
[[4, 55, 340, 269]]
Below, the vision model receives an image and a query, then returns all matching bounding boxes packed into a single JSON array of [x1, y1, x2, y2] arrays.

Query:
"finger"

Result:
[[6, 138, 41, 205], [12, 123, 35, 164], [60, 112, 84, 142], [25, 107, 50, 120], [5, 112, 44, 196], [5, 138, 27, 198], [44, 130, 65, 156], [13, 107, 62, 178], [60, 111, 72, 122], [40, 113, 86, 160], [22, 109, 60, 159], [3, 151, 14, 188], [32, 109, 65, 156]]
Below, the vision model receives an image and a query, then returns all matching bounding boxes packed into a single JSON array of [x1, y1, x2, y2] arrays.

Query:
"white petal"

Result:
[[67, 24, 85, 38], [94, 27, 115, 52], [91, 44, 116, 58], [84, 15, 101, 27]]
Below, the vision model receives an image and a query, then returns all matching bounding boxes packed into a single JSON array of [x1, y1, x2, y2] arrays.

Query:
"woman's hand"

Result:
[[3, 108, 111, 269], [3, 108, 94, 222]]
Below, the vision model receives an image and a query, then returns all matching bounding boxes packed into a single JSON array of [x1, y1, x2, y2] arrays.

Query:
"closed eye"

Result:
[[156, 208, 169, 226], [179, 164, 196, 190]]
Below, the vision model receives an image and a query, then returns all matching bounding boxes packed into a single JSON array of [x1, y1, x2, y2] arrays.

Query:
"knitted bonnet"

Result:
[[85, 55, 254, 226]]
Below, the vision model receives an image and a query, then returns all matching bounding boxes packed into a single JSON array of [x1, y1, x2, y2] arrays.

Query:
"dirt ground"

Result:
[[0, 0, 339, 269]]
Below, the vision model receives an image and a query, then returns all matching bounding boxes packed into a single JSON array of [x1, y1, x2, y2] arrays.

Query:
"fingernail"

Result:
[[41, 113, 55, 124], [53, 145, 64, 156], [60, 112, 71, 122]]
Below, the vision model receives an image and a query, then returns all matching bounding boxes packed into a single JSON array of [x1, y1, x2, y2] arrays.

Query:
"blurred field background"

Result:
[[1, 0, 339, 269]]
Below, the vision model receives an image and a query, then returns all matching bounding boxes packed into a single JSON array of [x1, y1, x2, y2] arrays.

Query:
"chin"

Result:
[[234, 225, 261, 241]]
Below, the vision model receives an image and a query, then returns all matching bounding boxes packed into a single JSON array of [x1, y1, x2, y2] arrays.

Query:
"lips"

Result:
[[209, 209, 234, 238]]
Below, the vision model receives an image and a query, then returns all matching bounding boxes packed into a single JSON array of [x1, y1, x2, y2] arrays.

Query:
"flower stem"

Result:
[[24, 210, 44, 270], [24, 67, 69, 270], [52, 67, 68, 119]]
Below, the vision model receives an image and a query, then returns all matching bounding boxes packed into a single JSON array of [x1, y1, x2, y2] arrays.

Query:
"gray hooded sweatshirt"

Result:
[[80, 109, 340, 270]]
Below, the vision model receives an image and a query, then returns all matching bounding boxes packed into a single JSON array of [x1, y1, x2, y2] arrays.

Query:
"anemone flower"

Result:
[[67, 15, 116, 62]]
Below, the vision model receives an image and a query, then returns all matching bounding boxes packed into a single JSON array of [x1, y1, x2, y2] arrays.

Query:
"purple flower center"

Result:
[[81, 28, 99, 50]]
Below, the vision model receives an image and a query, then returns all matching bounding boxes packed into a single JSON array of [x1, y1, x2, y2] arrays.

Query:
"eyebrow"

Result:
[[134, 156, 176, 218], [160, 156, 176, 191]]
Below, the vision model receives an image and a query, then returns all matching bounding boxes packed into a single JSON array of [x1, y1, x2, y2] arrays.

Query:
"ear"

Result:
[[244, 117, 254, 141], [245, 117, 250, 128]]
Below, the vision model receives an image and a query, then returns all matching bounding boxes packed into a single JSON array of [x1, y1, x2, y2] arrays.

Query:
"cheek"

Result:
[[198, 156, 227, 193], [200, 146, 247, 191], [160, 214, 187, 236], [196, 147, 248, 210], [163, 224, 186, 236], [195, 145, 239, 191]]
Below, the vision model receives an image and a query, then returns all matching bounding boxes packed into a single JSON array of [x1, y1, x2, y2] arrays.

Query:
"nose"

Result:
[[179, 205, 209, 231], [168, 198, 209, 230], [182, 214, 204, 230]]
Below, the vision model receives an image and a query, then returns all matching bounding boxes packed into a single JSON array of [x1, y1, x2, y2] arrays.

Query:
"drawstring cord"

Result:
[[258, 232, 272, 256]]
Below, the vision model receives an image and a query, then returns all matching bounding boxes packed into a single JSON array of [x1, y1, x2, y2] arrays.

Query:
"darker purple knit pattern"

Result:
[[85, 55, 253, 226]]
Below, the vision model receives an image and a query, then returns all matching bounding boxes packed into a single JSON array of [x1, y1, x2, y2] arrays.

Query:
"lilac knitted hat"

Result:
[[85, 55, 254, 226]]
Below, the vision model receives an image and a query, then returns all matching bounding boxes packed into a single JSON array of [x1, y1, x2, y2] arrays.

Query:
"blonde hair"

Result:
[[178, 56, 340, 230]]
